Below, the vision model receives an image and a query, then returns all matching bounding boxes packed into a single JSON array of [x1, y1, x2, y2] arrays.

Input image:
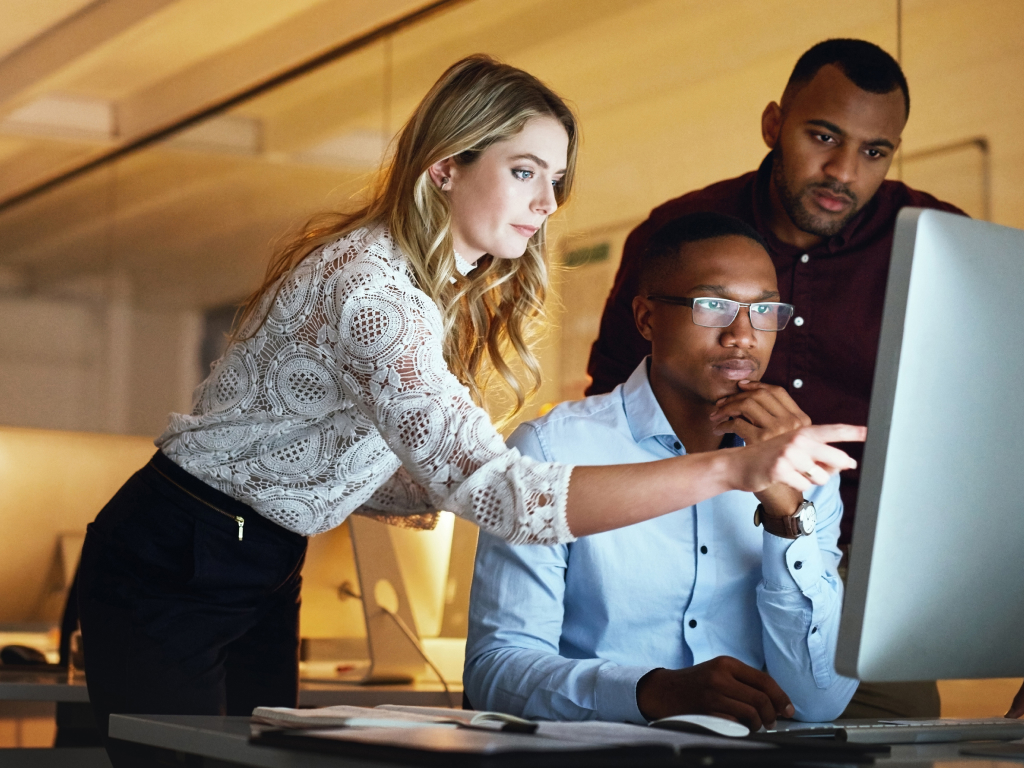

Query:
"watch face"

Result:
[[797, 502, 816, 535]]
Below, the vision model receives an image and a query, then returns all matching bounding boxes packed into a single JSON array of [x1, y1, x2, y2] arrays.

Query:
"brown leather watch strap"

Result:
[[754, 504, 801, 539]]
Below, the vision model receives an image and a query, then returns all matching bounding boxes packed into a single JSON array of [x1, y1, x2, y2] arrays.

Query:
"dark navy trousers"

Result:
[[78, 450, 307, 766]]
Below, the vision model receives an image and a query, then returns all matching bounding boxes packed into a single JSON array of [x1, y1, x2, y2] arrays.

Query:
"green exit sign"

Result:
[[562, 242, 610, 267]]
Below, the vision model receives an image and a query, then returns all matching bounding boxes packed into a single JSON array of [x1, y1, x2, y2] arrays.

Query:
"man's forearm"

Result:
[[757, 535, 857, 721], [464, 648, 653, 723]]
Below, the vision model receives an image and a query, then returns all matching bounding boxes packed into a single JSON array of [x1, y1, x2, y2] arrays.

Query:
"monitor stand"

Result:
[[348, 515, 426, 684]]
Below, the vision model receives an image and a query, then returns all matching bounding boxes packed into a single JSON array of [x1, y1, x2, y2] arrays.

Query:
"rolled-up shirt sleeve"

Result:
[[333, 262, 575, 545]]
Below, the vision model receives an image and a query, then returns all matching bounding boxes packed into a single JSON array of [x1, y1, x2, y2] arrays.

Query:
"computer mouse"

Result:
[[0, 644, 49, 665], [651, 714, 751, 738]]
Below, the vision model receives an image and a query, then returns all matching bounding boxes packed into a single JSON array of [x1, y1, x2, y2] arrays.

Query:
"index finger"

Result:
[[800, 440, 859, 474], [729, 663, 793, 718], [802, 424, 867, 444]]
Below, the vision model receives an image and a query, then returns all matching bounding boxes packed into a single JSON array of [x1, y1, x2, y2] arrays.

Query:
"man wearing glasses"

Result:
[[464, 212, 858, 727]]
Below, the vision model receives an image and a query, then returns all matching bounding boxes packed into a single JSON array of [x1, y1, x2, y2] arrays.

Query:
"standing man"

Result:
[[586, 39, 963, 717]]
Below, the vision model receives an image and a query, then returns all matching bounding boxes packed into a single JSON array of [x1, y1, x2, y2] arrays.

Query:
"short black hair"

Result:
[[638, 212, 769, 294], [785, 38, 909, 119]]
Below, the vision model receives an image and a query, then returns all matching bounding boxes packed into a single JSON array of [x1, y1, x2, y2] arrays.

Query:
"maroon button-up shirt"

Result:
[[586, 153, 964, 544]]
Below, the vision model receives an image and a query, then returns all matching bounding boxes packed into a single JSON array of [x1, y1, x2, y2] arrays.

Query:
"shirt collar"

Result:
[[621, 358, 679, 445], [621, 358, 745, 451]]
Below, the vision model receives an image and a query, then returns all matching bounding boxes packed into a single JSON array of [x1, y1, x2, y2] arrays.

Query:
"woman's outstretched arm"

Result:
[[335, 239, 863, 544], [565, 424, 864, 537]]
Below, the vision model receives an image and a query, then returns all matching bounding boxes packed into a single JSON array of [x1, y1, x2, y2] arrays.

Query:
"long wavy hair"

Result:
[[234, 55, 579, 420]]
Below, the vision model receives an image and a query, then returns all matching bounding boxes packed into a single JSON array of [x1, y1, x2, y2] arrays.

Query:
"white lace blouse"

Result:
[[157, 226, 575, 544]]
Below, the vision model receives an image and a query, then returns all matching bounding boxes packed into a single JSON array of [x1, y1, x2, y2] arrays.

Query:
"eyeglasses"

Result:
[[646, 295, 795, 332]]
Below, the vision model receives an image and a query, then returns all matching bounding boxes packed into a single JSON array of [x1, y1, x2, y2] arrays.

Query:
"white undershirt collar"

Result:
[[451, 250, 478, 283], [454, 250, 477, 276]]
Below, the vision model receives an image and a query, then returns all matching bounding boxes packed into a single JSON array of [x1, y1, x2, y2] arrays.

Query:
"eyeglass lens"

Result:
[[691, 298, 794, 331]]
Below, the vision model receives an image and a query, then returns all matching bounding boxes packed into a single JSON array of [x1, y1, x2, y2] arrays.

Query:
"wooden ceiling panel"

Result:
[[0, 0, 442, 207], [504, 0, 895, 121], [0, 0, 97, 60], [0, 0, 178, 109], [0, 136, 32, 164], [115, 0, 437, 144], [237, 41, 389, 154], [26, 0, 331, 101], [0, 138, 105, 208]]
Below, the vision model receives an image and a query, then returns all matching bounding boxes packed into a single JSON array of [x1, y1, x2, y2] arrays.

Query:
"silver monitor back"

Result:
[[836, 208, 1024, 682], [349, 515, 426, 683]]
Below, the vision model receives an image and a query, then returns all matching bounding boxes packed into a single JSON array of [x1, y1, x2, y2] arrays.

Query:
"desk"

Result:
[[111, 716, 357, 767], [109, 714, 1023, 768], [0, 668, 460, 708], [0, 669, 457, 762], [0, 669, 88, 704]]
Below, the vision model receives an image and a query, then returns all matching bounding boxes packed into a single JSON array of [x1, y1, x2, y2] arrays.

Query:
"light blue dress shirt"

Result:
[[464, 360, 858, 724]]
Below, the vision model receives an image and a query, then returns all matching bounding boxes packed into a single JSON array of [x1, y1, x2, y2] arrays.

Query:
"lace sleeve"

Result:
[[331, 252, 575, 546], [354, 467, 440, 531]]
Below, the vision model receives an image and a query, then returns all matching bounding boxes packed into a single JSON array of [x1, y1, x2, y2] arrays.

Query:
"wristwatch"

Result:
[[754, 500, 816, 539]]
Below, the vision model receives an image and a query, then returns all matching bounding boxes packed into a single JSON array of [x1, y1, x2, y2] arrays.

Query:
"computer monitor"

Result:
[[348, 514, 428, 683], [835, 208, 1024, 682]]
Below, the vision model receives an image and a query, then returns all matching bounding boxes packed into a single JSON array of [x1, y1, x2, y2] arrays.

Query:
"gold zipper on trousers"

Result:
[[148, 461, 245, 541]]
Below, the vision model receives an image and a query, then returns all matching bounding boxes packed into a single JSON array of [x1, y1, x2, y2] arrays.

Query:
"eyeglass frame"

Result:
[[645, 294, 795, 332]]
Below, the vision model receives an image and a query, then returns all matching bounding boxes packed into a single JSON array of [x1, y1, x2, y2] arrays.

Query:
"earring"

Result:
[[440, 176, 451, 191]]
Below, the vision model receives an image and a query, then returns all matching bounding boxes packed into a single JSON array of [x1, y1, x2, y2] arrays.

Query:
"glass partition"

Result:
[[0, 0, 1019, 431]]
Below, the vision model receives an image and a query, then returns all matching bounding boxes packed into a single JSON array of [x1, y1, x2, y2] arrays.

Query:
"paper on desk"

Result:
[[376, 704, 534, 729], [253, 704, 534, 733], [252, 705, 458, 730]]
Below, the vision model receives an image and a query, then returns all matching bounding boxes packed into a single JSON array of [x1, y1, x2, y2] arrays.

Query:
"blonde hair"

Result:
[[234, 54, 578, 420]]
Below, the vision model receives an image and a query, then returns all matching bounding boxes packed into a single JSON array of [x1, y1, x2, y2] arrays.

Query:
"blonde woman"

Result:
[[78, 55, 863, 755]]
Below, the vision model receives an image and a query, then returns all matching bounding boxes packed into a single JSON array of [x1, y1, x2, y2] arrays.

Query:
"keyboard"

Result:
[[771, 718, 1024, 744]]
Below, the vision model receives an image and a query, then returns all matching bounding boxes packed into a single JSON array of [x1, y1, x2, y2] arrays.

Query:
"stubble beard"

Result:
[[771, 147, 860, 239]]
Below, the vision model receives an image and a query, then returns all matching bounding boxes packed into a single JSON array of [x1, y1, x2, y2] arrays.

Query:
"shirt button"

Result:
[[811, 626, 818, 634], [700, 545, 708, 554], [792, 379, 804, 389], [688, 619, 697, 628], [800, 254, 810, 263], [794, 561, 803, 570], [793, 317, 804, 327], [673, 441, 681, 450]]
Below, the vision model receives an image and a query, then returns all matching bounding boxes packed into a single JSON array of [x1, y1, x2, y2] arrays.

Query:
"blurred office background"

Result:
[[0, 0, 1020, 745]]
